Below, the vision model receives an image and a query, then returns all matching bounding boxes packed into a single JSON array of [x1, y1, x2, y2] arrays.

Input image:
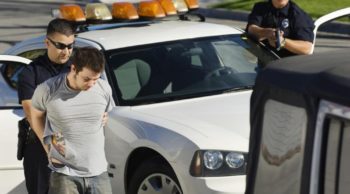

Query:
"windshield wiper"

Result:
[[222, 85, 253, 93]]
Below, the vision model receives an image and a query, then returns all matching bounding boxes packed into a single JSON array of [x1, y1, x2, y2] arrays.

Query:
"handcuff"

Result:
[[280, 37, 286, 48]]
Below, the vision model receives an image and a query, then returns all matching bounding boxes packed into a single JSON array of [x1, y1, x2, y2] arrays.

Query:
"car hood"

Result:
[[120, 91, 252, 151]]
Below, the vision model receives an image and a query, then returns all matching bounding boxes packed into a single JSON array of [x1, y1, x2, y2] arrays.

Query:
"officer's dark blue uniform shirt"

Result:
[[18, 53, 70, 103], [247, 0, 314, 57]]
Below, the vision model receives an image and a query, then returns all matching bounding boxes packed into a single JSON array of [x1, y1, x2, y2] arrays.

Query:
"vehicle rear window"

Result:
[[322, 116, 350, 194], [253, 99, 307, 194]]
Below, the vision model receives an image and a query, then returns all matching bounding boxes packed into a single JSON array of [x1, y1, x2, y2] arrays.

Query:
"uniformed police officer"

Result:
[[246, 0, 314, 57], [17, 18, 75, 194]]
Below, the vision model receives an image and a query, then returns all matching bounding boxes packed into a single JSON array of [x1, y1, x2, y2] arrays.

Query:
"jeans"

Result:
[[48, 171, 112, 194]]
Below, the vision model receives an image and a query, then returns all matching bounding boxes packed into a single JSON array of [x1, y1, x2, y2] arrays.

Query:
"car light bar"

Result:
[[158, 0, 177, 16], [59, 4, 86, 22], [53, 0, 199, 24], [172, 0, 189, 12], [138, 1, 166, 18], [112, 2, 139, 20], [184, 0, 199, 9], [86, 3, 112, 21]]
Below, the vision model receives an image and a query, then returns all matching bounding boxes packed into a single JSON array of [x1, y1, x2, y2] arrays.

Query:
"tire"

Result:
[[128, 157, 182, 194]]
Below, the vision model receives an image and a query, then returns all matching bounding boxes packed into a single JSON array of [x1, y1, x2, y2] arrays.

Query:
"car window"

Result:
[[338, 121, 350, 194], [213, 39, 258, 73], [1, 61, 26, 89], [18, 49, 46, 60], [107, 35, 278, 105], [0, 49, 46, 89], [322, 116, 350, 194], [253, 99, 307, 194]]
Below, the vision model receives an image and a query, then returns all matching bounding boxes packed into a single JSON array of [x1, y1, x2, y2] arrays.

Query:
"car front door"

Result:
[[0, 55, 31, 193], [311, 7, 350, 54]]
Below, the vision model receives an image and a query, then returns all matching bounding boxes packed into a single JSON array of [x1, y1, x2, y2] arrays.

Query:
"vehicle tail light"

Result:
[[112, 2, 139, 20], [59, 4, 86, 22], [184, 0, 199, 9], [172, 0, 188, 12], [85, 3, 112, 21], [138, 1, 166, 18], [158, 0, 177, 16]]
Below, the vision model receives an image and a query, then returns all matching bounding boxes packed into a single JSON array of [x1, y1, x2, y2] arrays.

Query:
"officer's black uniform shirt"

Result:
[[247, 1, 314, 57], [18, 53, 71, 103]]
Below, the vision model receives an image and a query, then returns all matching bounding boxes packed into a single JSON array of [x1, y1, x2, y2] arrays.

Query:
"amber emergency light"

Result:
[[158, 0, 177, 16], [55, 0, 200, 25], [59, 4, 86, 22], [184, 0, 199, 9], [112, 2, 139, 20], [138, 1, 166, 18]]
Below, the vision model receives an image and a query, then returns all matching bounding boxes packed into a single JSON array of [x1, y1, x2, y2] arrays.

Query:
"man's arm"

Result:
[[31, 106, 49, 153], [18, 65, 36, 125], [247, 24, 276, 42], [249, 24, 313, 55], [283, 38, 313, 55]]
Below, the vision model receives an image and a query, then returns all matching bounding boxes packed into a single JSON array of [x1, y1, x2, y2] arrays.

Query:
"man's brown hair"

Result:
[[72, 47, 105, 73]]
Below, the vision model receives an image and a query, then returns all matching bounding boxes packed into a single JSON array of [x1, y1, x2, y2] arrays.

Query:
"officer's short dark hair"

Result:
[[46, 18, 75, 37], [72, 47, 105, 73]]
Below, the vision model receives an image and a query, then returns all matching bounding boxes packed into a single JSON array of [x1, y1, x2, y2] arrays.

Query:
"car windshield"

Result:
[[106, 34, 277, 105]]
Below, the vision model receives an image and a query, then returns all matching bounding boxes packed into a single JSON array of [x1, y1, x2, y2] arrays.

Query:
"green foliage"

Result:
[[212, 0, 350, 21]]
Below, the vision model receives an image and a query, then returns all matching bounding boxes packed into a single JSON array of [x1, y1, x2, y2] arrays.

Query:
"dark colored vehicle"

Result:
[[246, 50, 350, 194]]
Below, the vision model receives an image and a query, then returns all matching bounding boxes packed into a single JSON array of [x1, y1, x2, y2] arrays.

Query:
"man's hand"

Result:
[[263, 28, 277, 40], [247, 25, 276, 41], [102, 112, 109, 127], [52, 132, 66, 156], [267, 29, 285, 48]]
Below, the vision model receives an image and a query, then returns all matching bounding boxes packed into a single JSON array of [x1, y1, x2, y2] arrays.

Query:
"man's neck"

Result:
[[66, 73, 79, 91], [44, 53, 67, 74], [272, 1, 288, 9]]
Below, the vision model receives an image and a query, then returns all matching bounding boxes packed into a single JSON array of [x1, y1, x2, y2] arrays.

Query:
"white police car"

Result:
[[0, 2, 346, 194]]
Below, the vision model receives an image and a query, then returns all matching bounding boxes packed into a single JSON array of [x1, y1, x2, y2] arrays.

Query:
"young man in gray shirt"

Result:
[[31, 47, 114, 194]]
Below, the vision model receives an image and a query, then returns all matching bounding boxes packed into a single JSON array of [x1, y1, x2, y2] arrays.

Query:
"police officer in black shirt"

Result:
[[246, 0, 314, 57], [17, 18, 75, 194]]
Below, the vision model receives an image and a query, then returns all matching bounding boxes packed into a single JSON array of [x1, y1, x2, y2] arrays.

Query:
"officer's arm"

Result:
[[283, 38, 313, 55], [31, 107, 49, 153], [18, 65, 36, 126], [247, 24, 276, 42]]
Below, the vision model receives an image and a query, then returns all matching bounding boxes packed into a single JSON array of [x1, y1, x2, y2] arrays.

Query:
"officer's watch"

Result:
[[281, 37, 286, 48]]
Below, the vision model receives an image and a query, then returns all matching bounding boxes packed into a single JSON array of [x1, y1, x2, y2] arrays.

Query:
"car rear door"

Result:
[[0, 55, 31, 193]]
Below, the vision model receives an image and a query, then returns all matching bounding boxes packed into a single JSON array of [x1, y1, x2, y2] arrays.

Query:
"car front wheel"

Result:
[[128, 157, 182, 194]]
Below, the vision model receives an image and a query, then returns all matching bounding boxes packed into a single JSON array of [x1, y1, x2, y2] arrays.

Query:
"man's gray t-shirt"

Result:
[[32, 73, 114, 177]]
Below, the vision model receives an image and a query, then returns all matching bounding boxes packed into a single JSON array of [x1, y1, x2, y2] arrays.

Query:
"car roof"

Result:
[[256, 50, 350, 106], [77, 20, 242, 50]]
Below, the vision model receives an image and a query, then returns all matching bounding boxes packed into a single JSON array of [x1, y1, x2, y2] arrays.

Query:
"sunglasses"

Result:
[[47, 37, 74, 50]]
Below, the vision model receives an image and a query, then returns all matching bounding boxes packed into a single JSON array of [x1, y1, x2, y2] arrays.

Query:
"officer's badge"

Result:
[[282, 19, 289, 29]]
